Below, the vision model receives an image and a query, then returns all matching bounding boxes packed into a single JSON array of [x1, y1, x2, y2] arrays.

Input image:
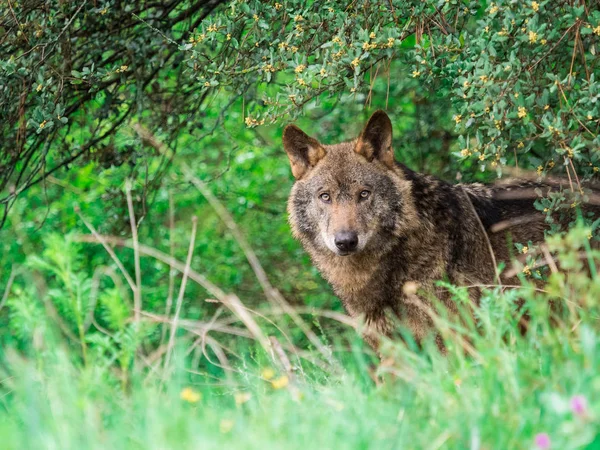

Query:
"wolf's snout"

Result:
[[334, 231, 358, 253]]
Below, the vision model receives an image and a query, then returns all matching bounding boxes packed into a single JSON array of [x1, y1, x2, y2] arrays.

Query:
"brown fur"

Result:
[[283, 110, 597, 351]]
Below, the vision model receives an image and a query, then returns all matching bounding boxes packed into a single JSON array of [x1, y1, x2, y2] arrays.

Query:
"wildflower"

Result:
[[532, 1, 539, 12], [543, 208, 549, 212], [100, 7, 108, 15], [544, 104, 550, 110], [548, 160, 555, 168], [386, 37, 395, 47], [587, 114, 593, 120], [351, 58, 360, 68], [332, 36, 343, 45], [453, 114, 462, 124], [36, 84, 43, 92], [220, 419, 234, 433], [369, 31, 376, 39], [460, 148, 471, 157], [290, 46, 298, 53], [566, 148, 574, 158], [522, 246, 529, 254], [594, 167, 599, 173], [534, 433, 551, 449], [593, 25, 600, 36], [319, 68, 327, 77], [295, 64, 305, 73], [297, 78, 306, 86], [528, 31, 538, 43], [253, 14, 259, 21], [412, 70, 421, 78], [207, 24, 217, 32], [504, 65, 511, 71], [234, 392, 252, 405], [541, 39, 547, 45], [485, 106, 491, 113], [489, 4, 499, 14], [484, 26, 489, 33], [571, 395, 588, 417], [518, 141, 525, 149], [226, 33, 231, 40], [261, 367, 275, 380], [295, 24, 304, 33], [478, 154, 485, 161], [263, 64, 275, 73], [514, 93, 519, 98], [537, 165, 543, 175], [180, 387, 201, 403], [39, 120, 47, 129], [204, 81, 210, 87], [294, 14, 304, 21], [274, 2, 282, 10], [479, 75, 489, 82], [271, 375, 289, 389], [523, 265, 532, 276], [278, 42, 288, 50], [518, 106, 527, 118]]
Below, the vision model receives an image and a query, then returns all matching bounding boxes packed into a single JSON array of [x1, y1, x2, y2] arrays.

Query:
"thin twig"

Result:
[[126, 180, 142, 322], [164, 216, 198, 372]]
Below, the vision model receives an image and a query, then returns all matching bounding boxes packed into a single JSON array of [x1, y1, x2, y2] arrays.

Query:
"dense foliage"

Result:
[[1, 0, 600, 447]]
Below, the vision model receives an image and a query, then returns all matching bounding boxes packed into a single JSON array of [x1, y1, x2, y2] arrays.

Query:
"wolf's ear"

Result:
[[355, 110, 394, 169], [283, 125, 326, 179]]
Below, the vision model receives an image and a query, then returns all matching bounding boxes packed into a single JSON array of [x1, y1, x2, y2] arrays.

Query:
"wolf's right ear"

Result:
[[355, 110, 394, 169], [283, 125, 326, 179]]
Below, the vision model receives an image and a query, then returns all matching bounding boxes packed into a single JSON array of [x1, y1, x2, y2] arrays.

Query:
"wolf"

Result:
[[283, 110, 592, 351]]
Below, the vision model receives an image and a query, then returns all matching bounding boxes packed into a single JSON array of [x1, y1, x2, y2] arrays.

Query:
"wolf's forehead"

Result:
[[311, 145, 379, 186]]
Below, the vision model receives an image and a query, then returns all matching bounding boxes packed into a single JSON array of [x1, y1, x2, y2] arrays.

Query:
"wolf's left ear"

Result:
[[355, 110, 394, 169], [283, 125, 326, 179]]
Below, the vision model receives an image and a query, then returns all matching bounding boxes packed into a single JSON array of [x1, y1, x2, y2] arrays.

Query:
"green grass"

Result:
[[1, 229, 600, 450]]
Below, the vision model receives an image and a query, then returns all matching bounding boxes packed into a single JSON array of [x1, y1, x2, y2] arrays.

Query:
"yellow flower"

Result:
[[528, 31, 538, 43], [386, 37, 395, 47], [294, 64, 305, 73], [39, 120, 47, 129], [587, 114, 593, 120], [479, 75, 489, 82], [517, 141, 525, 149], [478, 154, 486, 161], [514, 93, 519, 98], [490, 4, 499, 14], [180, 387, 201, 403], [253, 14, 259, 21], [319, 68, 327, 77], [540, 39, 547, 45], [274, 3, 282, 10], [369, 31, 376, 39], [271, 375, 289, 389], [234, 392, 252, 405], [332, 36, 343, 45], [460, 148, 471, 157], [593, 25, 600, 36], [523, 265, 532, 276], [594, 167, 599, 173], [261, 367, 275, 380], [536, 165, 543, 175], [531, 1, 539, 12], [204, 81, 210, 87], [548, 160, 555, 168], [36, 84, 43, 92], [522, 246, 529, 254], [294, 14, 304, 21], [226, 33, 231, 40], [220, 419, 234, 433], [290, 46, 299, 53], [504, 65, 511, 71], [351, 58, 360, 67], [484, 26, 489, 33], [207, 24, 217, 32], [297, 78, 306, 86], [544, 104, 550, 110], [518, 106, 527, 119], [453, 114, 462, 124], [412, 70, 421, 77]]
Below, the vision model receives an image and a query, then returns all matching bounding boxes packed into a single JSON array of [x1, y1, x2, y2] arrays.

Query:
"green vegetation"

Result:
[[1, 0, 600, 448]]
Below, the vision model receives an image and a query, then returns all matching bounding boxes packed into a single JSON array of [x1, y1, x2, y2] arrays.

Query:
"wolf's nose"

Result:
[[335, 231, 358, 252]]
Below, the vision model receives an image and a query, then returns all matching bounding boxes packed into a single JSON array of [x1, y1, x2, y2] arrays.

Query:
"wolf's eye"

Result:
[[359, 190, 371, 200], [319, 193, 331, 203]]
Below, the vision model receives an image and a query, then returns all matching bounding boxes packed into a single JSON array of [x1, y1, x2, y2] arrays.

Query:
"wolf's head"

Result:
[[283, 111, 417, 257]]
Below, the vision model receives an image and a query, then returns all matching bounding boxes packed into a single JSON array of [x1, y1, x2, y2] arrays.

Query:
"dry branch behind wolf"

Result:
[[283, 110, 599, 350]]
